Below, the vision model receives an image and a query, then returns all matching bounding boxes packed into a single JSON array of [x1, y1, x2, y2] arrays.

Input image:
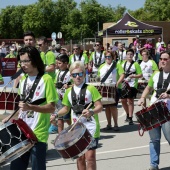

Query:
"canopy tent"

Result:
[[100, 13, 163, 37]]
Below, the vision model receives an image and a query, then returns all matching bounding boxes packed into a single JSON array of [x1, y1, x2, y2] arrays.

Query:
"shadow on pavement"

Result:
[[161, 167, 170, 170], [99, 135, 116, 140], [118, 124, 138, 133], [46, 148, 61, 161]]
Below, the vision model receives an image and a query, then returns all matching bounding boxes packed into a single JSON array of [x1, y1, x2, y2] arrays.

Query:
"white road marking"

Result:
[[96, 142, 168, 155]]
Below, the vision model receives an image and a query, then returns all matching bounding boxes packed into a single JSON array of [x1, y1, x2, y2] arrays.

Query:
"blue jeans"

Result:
[[10, 142, 47, 170], [148, 121, 170, 168]]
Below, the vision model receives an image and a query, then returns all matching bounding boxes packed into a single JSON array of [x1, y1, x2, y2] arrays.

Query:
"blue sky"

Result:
[[1, 0, 145, 10]]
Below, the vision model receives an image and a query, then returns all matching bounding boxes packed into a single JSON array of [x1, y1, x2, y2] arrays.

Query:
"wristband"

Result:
[[89, 109, 94, 116]]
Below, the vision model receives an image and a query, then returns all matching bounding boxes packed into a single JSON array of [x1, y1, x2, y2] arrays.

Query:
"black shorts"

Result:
[[120, 87, 137, 99]]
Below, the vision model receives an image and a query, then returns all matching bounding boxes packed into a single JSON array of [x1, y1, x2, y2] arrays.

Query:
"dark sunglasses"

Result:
[[38, 44, 42, 47], [73, 48, 79, 50], [71, 72, 83, 78], [105, 56, 111, 59], [94, 44, 100, 47], [160, 58, 169, 61]]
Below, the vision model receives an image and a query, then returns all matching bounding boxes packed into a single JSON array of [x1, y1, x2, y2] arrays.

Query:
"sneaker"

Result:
[[103, 125, 112, 130], [146, 166, 159, 170], [48, 125, 58, 134], [129, 120, 134, 125], [125, 117, 130, 122], [113, 126, 119, 131]]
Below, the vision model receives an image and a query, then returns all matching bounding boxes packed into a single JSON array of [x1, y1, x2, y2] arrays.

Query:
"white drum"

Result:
[[88, 82, 116, 105]]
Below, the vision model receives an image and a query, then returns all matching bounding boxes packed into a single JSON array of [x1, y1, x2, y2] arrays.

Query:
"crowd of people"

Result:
[[0, 32, 170, 170]]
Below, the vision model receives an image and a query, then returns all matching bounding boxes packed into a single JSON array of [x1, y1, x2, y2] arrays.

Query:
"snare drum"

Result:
[[0, 119, 37, 166], [0, 87, 20, 115], [87, 82, 116, 105], [135, 101, 170, 131], [136, 79, 148, 98], [54, 122, 94, 160], [121, 80, 131, 98]]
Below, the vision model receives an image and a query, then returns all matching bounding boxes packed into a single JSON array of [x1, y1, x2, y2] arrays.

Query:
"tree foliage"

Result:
[[0, 0, 169, 41]]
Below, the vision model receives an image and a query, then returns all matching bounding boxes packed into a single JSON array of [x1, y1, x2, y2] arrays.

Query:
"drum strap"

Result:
[[57, 69, 69, 83], [124, 61, 136, 78], [71, 83, 87, 106], [71, 83, 93, 114], [101, 61, 116, 83], [74, 54, 82, 61], [22, 73, 44, 103], [118, 50, 124, 60], [157, 71, 170, 89], [94, 51, 103, 67]]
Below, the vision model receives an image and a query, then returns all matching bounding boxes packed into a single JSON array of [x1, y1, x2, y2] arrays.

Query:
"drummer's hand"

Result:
[[159, 92, 169, 99], [129, 74, 134, 78], [63, 84, 68, 89], [137, 97, 145, 106], [2, 117, 8, 124], [82, 109, 92, 118], [50, 114, 56, 122], [19, 101, 31, 111]]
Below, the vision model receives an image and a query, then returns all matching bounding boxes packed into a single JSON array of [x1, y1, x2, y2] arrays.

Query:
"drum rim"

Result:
[[0, 139, 34, 166], [61, 138, 94, 160], [0, 122, 13, 131], [87, 82, 116, 87], [54, 123, 87, 150], [0, 87, 18, 93]]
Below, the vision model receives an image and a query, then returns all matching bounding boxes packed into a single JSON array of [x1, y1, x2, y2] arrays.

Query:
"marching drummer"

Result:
[[138, 51, 170, 170], [121, 49, 142, 125], [3, 46, 57, 170], [97, 50, 125, 131], [57, 61, 103, 170]]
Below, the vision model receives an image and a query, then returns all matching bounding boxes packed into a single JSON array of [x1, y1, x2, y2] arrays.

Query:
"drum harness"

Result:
[[100, 61, 116, 84], [56, 69, 69, 89], [94, 51, 104, 68], [73, 54, 82, 62], [156, 71, 170, 98], [71, 83, 93, 120], [121, 61, 136, 97], [6, 73, 46, 122]]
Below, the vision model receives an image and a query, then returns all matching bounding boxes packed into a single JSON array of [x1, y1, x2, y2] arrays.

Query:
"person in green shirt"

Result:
[[57, 61, 103, 170], [37, 36, 56, 82]]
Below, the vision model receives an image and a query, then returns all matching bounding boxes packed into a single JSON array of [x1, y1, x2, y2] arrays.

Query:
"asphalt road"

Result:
[[1, 99, 170, 170]]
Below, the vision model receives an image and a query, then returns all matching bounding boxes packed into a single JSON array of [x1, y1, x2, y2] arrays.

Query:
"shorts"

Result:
[[89, 138, 99, 150], [121, 87, 137, 99], [104, 89, 120, 107], [58, 110, 71, 121]]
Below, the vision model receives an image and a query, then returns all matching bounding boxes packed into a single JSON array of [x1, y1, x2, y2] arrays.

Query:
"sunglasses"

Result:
[[73, 48, 79, 50], [160, 58, 169, 61], [38, 44, 42, 47], [71, 72, 83, 78], [105, 56, 111, 59], [94, 44, 100, 47]]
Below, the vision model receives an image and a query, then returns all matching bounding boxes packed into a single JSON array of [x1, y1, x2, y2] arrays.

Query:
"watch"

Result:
[[89, 109, 94, 116]]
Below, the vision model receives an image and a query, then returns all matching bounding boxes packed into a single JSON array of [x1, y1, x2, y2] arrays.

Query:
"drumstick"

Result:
[[68, 102, 93, 132], [153, 88, 170, 105]]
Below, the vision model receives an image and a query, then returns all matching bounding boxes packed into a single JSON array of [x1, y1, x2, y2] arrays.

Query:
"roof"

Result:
[[101, 13, 162, 37]]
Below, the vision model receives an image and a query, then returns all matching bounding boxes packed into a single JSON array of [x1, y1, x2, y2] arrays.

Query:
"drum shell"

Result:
[[0, 119, 37, 166], [87, 83, 116, 105], [135, 101, 170, 131], [54, 122, 93, 159], [0, 87, 20, 115]]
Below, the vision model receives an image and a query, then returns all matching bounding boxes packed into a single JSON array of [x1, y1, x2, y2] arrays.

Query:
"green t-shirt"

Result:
[[43, 51, 56, 81], [18, 74, 58, 143], [62, 84, 102, 138]]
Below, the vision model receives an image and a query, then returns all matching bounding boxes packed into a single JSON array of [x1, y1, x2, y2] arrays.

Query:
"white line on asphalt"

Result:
[[96, 142, 168, 155], [99, 111, 126, 123]]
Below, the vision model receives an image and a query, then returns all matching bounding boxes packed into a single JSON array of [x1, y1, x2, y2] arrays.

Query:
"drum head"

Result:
[[54, 122, 86, 150]]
